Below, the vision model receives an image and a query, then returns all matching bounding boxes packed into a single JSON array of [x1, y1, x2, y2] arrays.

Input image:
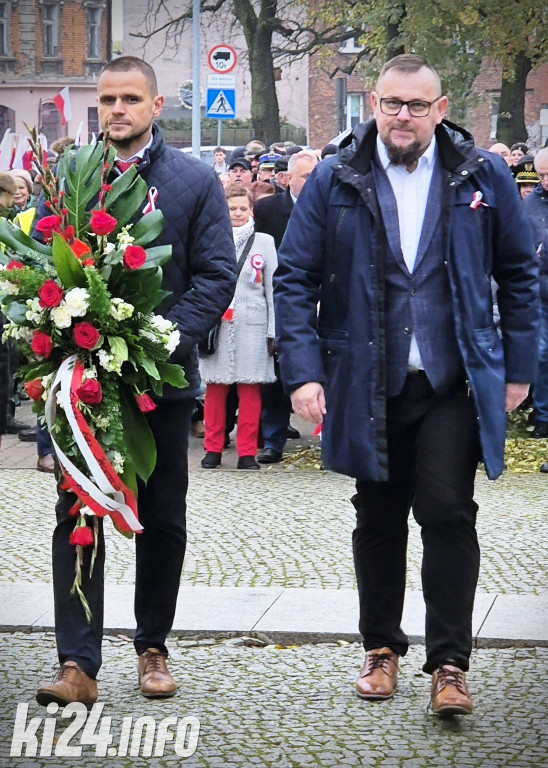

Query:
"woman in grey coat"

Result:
[[200, 184, 277, 469]]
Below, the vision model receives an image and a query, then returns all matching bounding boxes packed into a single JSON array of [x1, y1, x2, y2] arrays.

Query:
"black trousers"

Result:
[[52, 398, 194, 679], [352, 373, 481, 673]]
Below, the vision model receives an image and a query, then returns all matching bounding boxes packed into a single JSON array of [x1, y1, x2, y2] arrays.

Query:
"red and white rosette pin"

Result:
[[250, 253, 265, 284]]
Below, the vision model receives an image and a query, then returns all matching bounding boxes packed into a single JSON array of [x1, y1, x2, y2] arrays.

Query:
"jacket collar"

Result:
[[98, 123, 166, 172], [336, 118, 479, 179]]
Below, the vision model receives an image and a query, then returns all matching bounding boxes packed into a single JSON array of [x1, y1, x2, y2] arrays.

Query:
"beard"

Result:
[[108, 125, 150, 150], [384, 136, 423, 167]]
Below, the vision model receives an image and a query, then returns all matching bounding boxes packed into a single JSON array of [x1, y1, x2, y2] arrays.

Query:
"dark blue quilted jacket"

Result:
[[135, 126, 237, 398]]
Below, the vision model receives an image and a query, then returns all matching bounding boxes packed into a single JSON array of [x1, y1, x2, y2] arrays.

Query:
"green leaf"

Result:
[[130, 210, 166, 246], [0, 217, 52, 258], [119, 385, 157, 482], [52, 232, 86, 288], [107, 176, 149, 229], [60, 143, 108, 237], [4, 301, 27, 324], [156, 362, 188, 389], [139, 357, 160, 379], [108, 335, 129, 361], [143, 245, 173, 268]]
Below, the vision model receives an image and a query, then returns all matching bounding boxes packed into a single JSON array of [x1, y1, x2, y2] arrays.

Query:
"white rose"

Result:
[[150, 315, 173, 334], [64, 287, 90, 317], [166, 330, 180, 354], [51, 304, 73, 329]]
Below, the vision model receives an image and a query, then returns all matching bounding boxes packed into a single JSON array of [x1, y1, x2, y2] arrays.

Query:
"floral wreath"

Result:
[[0, 127, 187, 618]]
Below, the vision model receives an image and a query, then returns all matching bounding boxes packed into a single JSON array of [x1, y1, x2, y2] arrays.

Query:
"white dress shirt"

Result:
[[377, 134, 437, 370]]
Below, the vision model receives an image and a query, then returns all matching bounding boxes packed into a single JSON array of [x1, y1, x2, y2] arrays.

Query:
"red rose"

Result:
[[123, 245, 147, 270], [90, 209, 117, 236], [38, 279, 64, 308], [136, 393, 157, 413], [69, 525, 95, 547], [7, 260, 24, 270], [71, 238, 92, 259], [73, 322, 101, 350], [36, 215, 63, 242], [31, 330, 54, 360], [25, 379, 45, 402], [76, 378, 103, 405]]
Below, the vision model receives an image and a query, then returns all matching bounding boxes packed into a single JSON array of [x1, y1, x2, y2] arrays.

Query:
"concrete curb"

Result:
[[1, 583, 546, 648]]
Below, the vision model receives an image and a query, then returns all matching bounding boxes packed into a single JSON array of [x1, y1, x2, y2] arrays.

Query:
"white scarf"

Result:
[[232, 218, 255, 257]]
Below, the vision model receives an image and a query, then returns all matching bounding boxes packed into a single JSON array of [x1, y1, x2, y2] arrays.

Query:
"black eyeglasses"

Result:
[[378, 95, 444, 117]]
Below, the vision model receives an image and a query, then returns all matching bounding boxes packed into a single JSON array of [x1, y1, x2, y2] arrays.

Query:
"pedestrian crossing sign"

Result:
[[206, 88, 236, 119]]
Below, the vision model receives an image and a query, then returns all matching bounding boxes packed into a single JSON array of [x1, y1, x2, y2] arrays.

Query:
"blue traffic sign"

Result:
[[206, 88, 236, 119]]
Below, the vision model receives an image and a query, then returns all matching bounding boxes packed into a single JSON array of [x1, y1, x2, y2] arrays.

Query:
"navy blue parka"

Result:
[[274, 119, 539, 481]]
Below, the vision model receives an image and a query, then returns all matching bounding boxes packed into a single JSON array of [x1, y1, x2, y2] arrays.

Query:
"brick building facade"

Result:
[[0, 0, 110, 145], [309, 46, 548, 151]]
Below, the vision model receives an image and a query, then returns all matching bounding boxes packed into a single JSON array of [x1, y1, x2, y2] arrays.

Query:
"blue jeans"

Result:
[[533, 275, 548, 423], [37, 422, 54, 457]]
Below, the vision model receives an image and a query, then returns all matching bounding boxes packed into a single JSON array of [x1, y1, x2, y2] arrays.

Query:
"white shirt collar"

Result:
[[376, 133, 437, 171], [115, 136, 153, 163]]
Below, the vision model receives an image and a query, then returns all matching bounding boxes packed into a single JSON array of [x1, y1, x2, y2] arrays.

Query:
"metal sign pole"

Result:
[[217, 119, 222, 147], [191, 0, 201, 158]]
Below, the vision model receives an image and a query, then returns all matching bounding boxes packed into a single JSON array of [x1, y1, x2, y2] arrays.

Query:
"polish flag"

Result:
[[53, 87, 72, 124]]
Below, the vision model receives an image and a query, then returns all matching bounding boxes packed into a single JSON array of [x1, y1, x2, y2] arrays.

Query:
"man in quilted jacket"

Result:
[[36, 57, 237, 707]]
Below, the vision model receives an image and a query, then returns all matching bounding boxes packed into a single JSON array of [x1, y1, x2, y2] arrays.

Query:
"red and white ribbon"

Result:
[[250, 253, 264, 284], [142, 186, 158, 215], [470, 191, 488, 210], [45, 356, 142, 533]]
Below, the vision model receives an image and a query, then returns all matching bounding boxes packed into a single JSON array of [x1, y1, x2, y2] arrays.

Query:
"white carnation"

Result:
[[51, 304, 73, 329], [64, 287, 90, 317], [103, 242, 115, 255]]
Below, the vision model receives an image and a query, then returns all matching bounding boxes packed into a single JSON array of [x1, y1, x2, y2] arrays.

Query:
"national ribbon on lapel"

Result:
[[142, 186, 158, 215], [470, 191, 488, 210], [250, 253, 265, 284]]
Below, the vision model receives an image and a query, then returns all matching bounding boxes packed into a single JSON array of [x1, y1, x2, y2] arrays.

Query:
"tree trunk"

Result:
[[496, 53, 531, 146], [233, 0, 281, 145]]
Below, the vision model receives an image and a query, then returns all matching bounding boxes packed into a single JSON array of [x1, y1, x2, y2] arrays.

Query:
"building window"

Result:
[[43, 3, 60, 58], [0, 1, 10, 57], [88, 107, 99, 143], [347, 93, 363, 130], [87, 6, 102, 59], [490, 94, 500, 141]]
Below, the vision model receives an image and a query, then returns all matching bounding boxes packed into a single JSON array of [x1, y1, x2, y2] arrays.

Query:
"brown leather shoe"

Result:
[[138, 648, 177, 698], [430, 664, 474, 716], [356, 647, 399, 700], [36, 661, 98, 709]]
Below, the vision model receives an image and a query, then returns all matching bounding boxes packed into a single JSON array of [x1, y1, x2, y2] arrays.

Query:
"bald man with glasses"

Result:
[[274, 54, 539, 715]]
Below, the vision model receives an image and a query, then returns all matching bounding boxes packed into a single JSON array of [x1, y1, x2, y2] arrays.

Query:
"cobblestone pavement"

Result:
[[0, 634, 546, 768], [0, 467, 546, 594]]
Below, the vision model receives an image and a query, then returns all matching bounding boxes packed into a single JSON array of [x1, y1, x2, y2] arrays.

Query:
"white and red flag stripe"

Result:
[[53, 86, 72, 124]]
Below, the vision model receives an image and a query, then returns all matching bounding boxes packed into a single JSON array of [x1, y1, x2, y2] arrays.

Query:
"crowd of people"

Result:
[[0, 52, 546, 719]]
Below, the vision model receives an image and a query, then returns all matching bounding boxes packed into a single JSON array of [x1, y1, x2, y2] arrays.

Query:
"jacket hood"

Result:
[[337, 118, 476, 176]]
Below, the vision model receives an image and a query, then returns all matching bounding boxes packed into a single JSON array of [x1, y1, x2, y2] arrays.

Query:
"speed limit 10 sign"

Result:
[[208, 45, 238, 74]]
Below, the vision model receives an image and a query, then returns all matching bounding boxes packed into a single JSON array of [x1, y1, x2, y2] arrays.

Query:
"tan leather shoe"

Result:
[[356, 647, 399, 699], [138, 648, 177, 698], [37, 454, 55, 473], [430, 664, 474, 716], [36, 661, 98, 709]]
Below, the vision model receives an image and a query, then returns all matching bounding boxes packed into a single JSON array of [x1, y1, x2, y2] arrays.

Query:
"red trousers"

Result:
[[204, 383, 262, 456]]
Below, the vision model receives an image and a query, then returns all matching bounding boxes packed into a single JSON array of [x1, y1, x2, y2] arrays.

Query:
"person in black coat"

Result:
[[36, 56, 237, 709], [253, 151, 318, 462]]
